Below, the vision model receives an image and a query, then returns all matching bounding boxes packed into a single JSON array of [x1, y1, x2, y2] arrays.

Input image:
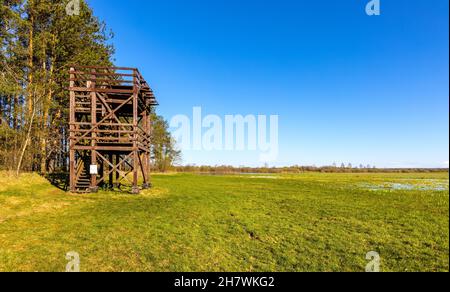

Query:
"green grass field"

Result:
[[0, 172, 448, 272]]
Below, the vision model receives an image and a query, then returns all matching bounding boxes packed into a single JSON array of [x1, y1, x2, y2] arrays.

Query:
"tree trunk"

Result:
[[40, 41, 54, 175], [0, 96, 3, 125], [13, 95, 18, 129], [17, 102, 36, 176], [27, 0, 34, 117]]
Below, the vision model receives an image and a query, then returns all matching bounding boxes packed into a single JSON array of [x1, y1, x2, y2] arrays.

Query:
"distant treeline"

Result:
[[171, 165, 449, 174]]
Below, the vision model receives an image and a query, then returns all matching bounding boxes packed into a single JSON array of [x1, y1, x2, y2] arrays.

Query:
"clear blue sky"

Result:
[[89, 0, 449, 168]]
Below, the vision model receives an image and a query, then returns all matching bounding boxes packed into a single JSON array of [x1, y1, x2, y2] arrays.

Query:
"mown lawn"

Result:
[[0, 172, 448, 272]]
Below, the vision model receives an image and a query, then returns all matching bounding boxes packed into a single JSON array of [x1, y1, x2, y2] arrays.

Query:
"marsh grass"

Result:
[[0, 172, 448, 272]]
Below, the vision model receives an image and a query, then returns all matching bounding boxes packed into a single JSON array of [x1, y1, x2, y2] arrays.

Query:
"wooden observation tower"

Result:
[[69, 66, 158, 194]]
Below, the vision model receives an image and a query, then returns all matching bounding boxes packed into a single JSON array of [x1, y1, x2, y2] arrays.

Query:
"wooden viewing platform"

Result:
[[69, 66, 158, 194]]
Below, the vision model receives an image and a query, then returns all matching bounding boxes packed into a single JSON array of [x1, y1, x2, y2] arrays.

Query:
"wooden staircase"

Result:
[[74, 157, 91, 193]]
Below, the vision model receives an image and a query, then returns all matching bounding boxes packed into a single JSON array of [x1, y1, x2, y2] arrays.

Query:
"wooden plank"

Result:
[[69, 65, 137, 71], [73, 146, 134, 151], [69, 87, 134, 94], [71, 129, 135, 134], [71, 137, 136, 142], [72, 71, 135, 77], [70, 122, 134, 127], [70, 78, 134, 84]]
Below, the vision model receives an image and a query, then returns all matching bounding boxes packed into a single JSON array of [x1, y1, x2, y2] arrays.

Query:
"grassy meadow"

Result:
[[0, 171, 448, 272]]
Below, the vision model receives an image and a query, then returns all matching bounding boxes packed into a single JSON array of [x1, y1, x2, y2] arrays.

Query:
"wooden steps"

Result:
[[75, 159, 91, 193]]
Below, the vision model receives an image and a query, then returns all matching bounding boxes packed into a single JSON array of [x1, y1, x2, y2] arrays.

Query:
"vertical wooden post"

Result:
[[99, 159, 104, 187], [142, 109, 149, 189], [69, 67, 76, 192], [115, 154, 120, 187], [107, 154, 112, 188], [90, 69, 98, 192], [148, 112, 153, 184], [132, 70, 139, 194]]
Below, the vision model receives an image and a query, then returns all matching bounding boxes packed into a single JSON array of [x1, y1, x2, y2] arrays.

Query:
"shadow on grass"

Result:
[[43, 173, 149, 194], [45, 173, 69, 192]]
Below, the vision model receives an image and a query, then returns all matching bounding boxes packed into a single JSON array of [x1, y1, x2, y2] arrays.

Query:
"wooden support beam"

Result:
[[69, 68, 76, 192], [90, 69, 98, 193], [132, 70, 139, 194], [69, 87, 134, 94]]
